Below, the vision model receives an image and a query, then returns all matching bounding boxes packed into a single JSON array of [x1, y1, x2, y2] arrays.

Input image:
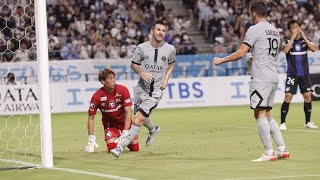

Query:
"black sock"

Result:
[[281, 102, 290, 124], [304, 102, 312, 124]]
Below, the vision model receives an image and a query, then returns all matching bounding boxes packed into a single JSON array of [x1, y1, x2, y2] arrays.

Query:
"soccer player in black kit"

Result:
[[280, 20, 318, 130]]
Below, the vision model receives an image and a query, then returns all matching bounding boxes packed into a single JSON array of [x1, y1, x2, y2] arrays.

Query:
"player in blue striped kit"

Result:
[[280, 20, 318, 130]]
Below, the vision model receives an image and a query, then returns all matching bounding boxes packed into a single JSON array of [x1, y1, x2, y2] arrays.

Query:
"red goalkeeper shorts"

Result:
[[104, 128, 138, 141]]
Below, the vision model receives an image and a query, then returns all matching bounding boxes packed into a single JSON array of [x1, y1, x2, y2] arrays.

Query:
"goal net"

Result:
[[0, 0, 52, 170]]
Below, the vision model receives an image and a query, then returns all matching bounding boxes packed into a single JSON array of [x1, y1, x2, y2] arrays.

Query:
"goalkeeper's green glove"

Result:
[[85, 135, 99, 152]]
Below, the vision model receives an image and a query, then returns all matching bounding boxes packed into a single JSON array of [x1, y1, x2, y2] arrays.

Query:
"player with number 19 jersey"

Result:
[[244, 20, 280, 83], [243, 20, 280, 109]]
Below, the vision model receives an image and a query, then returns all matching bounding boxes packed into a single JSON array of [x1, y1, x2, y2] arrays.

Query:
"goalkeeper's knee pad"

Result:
[[128, 143, 139, 151], [107, 142, 117, 152]]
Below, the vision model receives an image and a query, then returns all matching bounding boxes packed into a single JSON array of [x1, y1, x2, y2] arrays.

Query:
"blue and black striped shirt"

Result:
[[284, 37, 310, 77]]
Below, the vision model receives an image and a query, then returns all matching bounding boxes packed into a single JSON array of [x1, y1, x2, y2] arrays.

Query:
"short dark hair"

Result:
[[287, 19, 301, 30], [151, 20, 166, 30], [7, 72, 15, 79], [98, 68, 116, 82], [249, 0, 268, 17]]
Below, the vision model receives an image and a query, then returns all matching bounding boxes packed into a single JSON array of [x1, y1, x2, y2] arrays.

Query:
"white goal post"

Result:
[[0, 0, 53, 169], [35, 0, 53, 168]]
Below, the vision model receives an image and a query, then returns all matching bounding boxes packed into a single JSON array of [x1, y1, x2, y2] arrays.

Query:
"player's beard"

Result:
[[153, 35, 163, 44]]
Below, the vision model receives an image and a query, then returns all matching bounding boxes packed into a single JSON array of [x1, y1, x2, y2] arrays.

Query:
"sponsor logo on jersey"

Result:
[[161, 56, 166, 61], [145, 64, 163, 70], [101, 104, 122, 113], [109, 100, 115, 108], [115, 93, 121, 97], [290, 51, 307, 55], [144, 64, 164, 73], [100, 96, 107, 101]]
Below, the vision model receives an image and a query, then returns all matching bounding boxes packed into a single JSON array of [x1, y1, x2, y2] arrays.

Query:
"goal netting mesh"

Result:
[[0, 0, 41, 170]]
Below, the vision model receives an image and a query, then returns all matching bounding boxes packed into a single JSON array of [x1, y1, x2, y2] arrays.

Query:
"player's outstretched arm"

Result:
[[88, 115, 95, 136], [86, 115, 99, 152], [213, 43, 250, 65]]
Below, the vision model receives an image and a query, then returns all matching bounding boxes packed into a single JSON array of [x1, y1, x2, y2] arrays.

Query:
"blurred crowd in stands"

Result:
[[0, 0, 319, 61], [0, 1, 36, 62], [45, 0, 198, 60], [186, 0, 320, 54], [0, 0, 197, 61]]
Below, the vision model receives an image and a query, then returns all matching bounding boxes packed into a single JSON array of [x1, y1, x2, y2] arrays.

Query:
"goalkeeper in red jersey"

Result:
[[85, 68, 139, 153]]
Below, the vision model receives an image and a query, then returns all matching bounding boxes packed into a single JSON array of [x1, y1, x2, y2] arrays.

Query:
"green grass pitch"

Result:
[[1, 102, 320, 180]]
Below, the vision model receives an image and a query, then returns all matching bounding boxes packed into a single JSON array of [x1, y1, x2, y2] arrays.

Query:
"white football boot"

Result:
[[146, 125, 160, 146], [110, 146, 123, 158], [275, 148, 290, 159], [279, 123, 287, 130], [252, 153, 277, 162], [304, 122, 317, 128]]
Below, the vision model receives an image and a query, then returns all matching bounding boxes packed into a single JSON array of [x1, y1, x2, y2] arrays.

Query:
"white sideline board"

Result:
[[0, 74, 304, 115]]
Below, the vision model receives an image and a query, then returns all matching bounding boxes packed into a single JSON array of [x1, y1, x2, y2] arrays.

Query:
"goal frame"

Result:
[[35, 0, 53, 168]]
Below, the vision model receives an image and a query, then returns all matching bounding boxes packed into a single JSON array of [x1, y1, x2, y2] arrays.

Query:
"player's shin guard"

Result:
[[143, 117, 155, 132], [128, 143, 139, 151], [281, 102, 290, 124], [257, 117, 273, 154], [304, 102, 312, 124], [107, 142, 117, 153], [268, 118, 285, 147], [117, 124, 141, 149]]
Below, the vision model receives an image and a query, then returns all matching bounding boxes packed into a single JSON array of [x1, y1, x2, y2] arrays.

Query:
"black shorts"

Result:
[[285, 76, 312, 94]]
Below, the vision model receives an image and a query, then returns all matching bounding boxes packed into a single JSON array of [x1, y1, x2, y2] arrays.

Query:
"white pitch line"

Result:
[[216, 126, 320, 180], [0, 159, 136, 180], [219, 126, 320, 133], [0, 158, 40, 168], [217, 174, 320, 180], [52, 167, 137, 180]]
